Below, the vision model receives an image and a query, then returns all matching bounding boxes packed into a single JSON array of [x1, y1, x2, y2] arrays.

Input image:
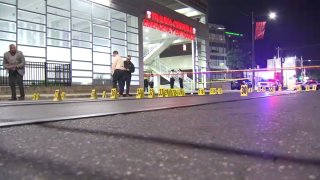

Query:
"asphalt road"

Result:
[[0, 91, 319, 179], [0, 91, 293, 127]]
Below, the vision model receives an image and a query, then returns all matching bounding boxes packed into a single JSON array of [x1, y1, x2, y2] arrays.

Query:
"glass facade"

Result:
[[194, 38, 207, 88], [0, 0, 139, 85], [208, 24, 227, 73]]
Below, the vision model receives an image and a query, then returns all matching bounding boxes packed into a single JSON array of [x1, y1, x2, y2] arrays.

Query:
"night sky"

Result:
[[208, 0, 320, 67]]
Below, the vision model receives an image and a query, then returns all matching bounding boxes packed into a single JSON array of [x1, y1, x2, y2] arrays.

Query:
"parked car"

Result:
[[302, 80, 320, 90], [231, 79, 252, 90], [258, 79, 281, 90]]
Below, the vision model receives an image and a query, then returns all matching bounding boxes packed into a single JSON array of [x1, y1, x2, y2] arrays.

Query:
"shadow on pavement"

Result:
[[41, 124, 320, 167], [0, 148, 124, 180]]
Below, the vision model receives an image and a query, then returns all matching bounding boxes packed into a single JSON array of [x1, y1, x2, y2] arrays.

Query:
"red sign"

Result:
[[255, 21, 267, 40], [143, 11, 196, 40]]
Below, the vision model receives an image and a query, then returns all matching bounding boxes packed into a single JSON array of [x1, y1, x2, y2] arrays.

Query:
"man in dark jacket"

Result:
[[123, 55, 135, 96], [3, 44, 25, 100]]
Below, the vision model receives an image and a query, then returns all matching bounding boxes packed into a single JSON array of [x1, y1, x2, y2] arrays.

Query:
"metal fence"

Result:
[[0, 62, 71, 86]]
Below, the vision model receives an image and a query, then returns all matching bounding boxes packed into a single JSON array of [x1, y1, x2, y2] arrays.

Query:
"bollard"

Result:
[[167, 89, 172, 97], [173, 89, 179, 97], [296, 85, 302, 92], [175, 89, 180, 96], [164, 89, 169, 97], [53, 89, 62, 101], [257, 86, 261, 92], [177, 89, 183, 97], [32, 93, 37, 101], [102, 91, 107, 98], [136, 88, 144, 99], [217, 88, 223, 95], [305, 85, 310, 92], [209, 88, 217, 95], [181, 88, 186, 96], [198, 88, 205, 96], [169, 89, 175, 97], [240, 85, 248, 96], [158, 88, 164, 98], [110, 88, 118, 99], [90, 89, 97, 100], [269, 86, 276, 94], [32, 93, 40, 101], [61, 92, 66, 100], [148, 88, 155, 98], [312, 84, 317, 91], [36, 93, 40, 100]]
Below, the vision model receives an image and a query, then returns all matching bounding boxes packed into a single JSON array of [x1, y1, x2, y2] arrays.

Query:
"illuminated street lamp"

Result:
[[251, 11, 277, 89], [268, 12, 277, 20]]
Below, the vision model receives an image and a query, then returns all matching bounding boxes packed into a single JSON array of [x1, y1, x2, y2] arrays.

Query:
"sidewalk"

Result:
[[0, 93, 103, 101], [0, 89, 240, 101]]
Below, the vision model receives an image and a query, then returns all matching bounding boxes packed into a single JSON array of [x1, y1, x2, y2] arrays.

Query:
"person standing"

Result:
[[149, 72, 154, 89], [123, 55, 135, 96], [169, 69, 175, 89], [177, 68, 184, 88], [111, 50, 125, 96], [144, 75, 149, 92], [3, 44, 25, 100]]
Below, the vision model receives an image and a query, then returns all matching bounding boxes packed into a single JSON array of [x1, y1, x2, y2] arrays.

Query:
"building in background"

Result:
[[225, 31, 244, 51], [267, 57, 297, 88], [208, 23, 227, 80], [0, 0, 209, 92], [244, 57, 297, 89]]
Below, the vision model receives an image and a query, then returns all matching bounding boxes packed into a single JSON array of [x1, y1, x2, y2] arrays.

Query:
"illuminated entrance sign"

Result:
[[143, 11, 196, 40]]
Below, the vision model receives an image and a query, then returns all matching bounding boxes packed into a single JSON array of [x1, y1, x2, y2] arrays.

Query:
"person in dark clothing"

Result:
[[123, 55, 135, 96], [144, 76, 149, 92], [177, 68, 184, 88], [169, 69, 175, 89], [3, 44, 25, 101]]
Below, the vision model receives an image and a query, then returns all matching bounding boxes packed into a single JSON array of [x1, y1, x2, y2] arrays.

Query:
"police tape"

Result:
[[143, 65, 320, 77], [181, 78, 248, 84]]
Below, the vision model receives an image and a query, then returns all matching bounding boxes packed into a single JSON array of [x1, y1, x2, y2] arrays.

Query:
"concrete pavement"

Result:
[[0, 91, 319, 179], [0, 91, 294, 127]]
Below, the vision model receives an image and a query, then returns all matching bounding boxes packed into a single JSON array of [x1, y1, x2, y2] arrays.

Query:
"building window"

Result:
[[18, 0, 46, 14], [0, 3, 16, 21], [0, 0, 140, 85]]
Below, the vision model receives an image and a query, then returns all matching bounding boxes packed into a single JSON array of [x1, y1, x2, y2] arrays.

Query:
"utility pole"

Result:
[[251, 12, 255, 89], [277, 47, 284, 88], [301, 56, 304, 82]]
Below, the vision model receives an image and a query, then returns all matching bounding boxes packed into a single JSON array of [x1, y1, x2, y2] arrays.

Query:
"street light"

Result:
[[251, 11, 277, 89], [269, 12, 277, 20]]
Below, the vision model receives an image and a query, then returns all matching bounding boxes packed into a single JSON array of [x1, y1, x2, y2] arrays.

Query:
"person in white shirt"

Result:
[[111, 51, 125, 96], [169, 69, 175, 89], [177, 68, 184, 88], [149, 72, 154, 88]]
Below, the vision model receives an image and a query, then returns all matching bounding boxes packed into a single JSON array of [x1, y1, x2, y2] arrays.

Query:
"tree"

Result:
[[226, 48, 251, 70]]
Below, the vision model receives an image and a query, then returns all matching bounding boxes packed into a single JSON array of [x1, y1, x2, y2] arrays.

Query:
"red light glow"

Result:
[[143, 11, 196, 40]]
